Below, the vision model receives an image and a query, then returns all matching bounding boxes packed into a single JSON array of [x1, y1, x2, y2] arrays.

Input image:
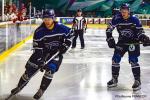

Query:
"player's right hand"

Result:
[[106, 37, 116, 48]]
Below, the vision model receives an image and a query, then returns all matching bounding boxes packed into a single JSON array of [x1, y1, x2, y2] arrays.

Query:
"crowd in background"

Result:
[[1, 3, 150, 23], [4, 3, 27, 23]]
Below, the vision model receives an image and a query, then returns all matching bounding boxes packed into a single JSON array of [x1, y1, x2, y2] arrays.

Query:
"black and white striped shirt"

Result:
[[72, 16, 86, 30]]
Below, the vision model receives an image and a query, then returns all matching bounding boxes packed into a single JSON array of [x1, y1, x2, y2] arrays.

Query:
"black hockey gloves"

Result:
[[138, 34, 150, 46], [59, 39, 71, 54], [106, 37, 116, 48]]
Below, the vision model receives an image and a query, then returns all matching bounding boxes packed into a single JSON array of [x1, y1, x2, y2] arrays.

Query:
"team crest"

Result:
[[129, 44, 135, 51]]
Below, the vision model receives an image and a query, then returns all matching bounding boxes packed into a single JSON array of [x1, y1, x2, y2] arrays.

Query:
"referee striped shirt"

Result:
[[72, 16, 86, 30]]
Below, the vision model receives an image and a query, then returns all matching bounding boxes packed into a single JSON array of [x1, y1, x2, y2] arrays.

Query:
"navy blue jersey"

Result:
[[106, 14, 145, 43], [33, 22, 71, 56]]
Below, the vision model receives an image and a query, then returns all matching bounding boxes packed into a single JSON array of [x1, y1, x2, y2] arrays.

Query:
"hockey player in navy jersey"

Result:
[[8, 9, 72, 100], [106, 4, 150, 91]]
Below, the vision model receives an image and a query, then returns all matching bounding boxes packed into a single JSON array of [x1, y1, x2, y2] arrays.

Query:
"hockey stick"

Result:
[[44, 51, 60, 65], [5, 51, 60, 100]]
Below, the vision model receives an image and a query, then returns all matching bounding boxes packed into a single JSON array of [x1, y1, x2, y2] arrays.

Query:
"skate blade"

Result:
[[107, 84, 117, 88], [133, 86, 141, 91]]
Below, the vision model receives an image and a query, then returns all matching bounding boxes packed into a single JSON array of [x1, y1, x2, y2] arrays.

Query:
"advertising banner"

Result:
[[60, 17, 74, 24], [87, 18, 94, 24]]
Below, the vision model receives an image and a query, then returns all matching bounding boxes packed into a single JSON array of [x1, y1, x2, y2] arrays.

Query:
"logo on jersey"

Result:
[[120, 29, 134, 38], [45, 41, 61, 50]]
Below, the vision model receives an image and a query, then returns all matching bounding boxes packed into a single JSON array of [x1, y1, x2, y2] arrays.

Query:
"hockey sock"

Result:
[[112, 63, 120, 79], [40, 76, 52, 91], [131, 63, 141, 81]]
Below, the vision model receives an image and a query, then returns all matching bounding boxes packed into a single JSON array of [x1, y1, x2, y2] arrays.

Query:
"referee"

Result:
[[72, 9, 87, 49]]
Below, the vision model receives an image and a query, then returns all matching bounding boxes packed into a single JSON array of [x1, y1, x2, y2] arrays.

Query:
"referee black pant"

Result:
[[72, 30, 85, 48]]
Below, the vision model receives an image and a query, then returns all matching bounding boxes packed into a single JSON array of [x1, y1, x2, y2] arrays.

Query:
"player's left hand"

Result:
[[142, 35, 150, 46], [143, 36, 149, 43], [140, 34, 149, 43], [143, 40, 150, 47], [59, 40, 71, 54]]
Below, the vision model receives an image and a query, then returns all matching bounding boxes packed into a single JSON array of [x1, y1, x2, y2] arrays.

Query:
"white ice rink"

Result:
[[0, 28, 150, 100]]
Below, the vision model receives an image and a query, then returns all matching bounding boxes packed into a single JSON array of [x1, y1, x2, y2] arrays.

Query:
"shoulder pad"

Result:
[[131, 15, 139, 22], [131, 14, 138, 18], [113, 14, 121, 20], [35, 27, 43, 34], [35, 24, 45, 33]]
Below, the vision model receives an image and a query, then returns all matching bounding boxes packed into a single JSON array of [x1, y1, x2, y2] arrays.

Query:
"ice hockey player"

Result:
[[9, 9, 72, 99], [106, 3, 150, 91], [71, 9, 87, 49]]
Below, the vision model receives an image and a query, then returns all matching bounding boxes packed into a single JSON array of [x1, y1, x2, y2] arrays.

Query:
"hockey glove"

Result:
[[143, 40, 150, 47], [106, 37, 116, 48], [37, 58, 45, 72], [139, 34, 150, 46], [59, 39, 71, 54], [139, 34, 149, 43]]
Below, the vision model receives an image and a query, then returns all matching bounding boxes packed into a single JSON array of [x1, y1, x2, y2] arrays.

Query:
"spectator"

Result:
[[4, 3, 27, 22]]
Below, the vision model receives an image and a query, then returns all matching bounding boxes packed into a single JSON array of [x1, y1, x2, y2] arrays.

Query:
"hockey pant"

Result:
[[111, 43, 140, 80]]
